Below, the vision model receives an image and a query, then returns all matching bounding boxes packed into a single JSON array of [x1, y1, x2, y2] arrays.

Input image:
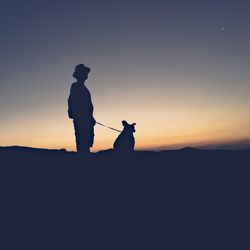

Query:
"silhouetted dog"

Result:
[[113, 121, 136, 153]]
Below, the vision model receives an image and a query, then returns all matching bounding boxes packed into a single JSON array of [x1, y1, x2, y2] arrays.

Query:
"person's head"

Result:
[[73, 64, 90, 82]]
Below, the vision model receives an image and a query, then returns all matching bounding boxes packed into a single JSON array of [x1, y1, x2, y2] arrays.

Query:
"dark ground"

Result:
[[0, 146, 249, 249]]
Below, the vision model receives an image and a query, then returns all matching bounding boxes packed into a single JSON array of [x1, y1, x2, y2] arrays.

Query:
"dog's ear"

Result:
[[132, 123, 136, 126], [122, 120, 128, 126]]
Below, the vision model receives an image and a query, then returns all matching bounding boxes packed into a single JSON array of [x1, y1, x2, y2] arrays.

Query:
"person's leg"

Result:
[[89, 126, 95, 148], [73, 120, 94, 154], [73, 120, 79, 152], [73, 119, 85, 153], [81, 125, 93, 154]]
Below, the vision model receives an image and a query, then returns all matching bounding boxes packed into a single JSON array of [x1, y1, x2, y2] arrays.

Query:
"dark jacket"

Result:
[[68, 82, 95, 125]]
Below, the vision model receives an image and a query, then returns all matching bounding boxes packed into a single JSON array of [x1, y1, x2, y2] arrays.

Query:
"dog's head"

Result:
[[122, 120, 136, 133]]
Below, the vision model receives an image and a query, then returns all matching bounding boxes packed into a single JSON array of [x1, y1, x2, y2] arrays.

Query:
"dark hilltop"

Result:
[[1, 146, 249, 249]]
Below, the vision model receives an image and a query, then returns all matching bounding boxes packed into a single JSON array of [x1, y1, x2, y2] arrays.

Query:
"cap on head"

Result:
[[73, 64, 90, 80]]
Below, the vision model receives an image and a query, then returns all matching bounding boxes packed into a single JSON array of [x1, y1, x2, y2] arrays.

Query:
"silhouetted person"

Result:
[[68, 64, 96, 154]]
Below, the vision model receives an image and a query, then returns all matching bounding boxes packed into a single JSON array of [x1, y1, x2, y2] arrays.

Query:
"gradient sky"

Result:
[[0, 0, 250, 151]]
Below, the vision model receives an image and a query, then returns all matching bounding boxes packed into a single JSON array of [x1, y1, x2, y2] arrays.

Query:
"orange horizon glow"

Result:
[[1, 99, 249, 152]]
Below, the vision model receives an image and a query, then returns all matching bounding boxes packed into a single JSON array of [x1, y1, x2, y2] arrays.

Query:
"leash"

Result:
[[96, 122, 122, 133]]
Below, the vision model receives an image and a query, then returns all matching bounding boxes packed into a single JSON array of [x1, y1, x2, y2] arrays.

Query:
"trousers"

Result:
[[73, 119, 94, 153]]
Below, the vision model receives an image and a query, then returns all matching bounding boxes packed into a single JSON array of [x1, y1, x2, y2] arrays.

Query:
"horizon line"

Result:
[[1, 138, 250, 152]]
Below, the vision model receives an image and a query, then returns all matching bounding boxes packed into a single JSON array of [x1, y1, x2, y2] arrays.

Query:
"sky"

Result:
[[0, 0, 250, 151]]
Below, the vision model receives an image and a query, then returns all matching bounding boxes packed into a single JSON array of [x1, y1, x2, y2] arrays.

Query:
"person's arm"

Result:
[[88, 91, 96, 125], [68, 85, 74, 119]]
